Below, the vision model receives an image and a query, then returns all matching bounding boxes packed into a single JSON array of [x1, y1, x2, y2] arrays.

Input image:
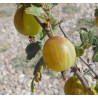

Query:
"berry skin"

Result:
[[14, 6, 42, 36], [64, 75, 87, 95], [43, 36, 76, 71]]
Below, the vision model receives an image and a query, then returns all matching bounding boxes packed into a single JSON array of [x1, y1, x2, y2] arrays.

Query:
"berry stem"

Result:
[[34, 16, 52, 38]]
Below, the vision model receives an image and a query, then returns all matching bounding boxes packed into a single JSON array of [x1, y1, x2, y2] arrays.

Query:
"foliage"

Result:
[[75, 29, 95, 57], [95, 79, 98, 93], [25, 4, 43, 17], [92, 37, 98, 62]]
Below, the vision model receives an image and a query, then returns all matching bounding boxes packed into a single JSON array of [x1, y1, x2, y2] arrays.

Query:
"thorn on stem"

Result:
[[53, 18, 66, 28]]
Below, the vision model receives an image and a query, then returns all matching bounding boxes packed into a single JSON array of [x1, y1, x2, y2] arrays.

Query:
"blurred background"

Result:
[[0, 3, 98, 95]]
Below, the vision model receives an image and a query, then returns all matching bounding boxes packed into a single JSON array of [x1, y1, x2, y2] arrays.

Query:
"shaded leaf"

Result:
[[31, 79, 35, 94], [33, 57, 44, 75], [80, 30, 88, 43], [95, 79, 98, 93], [34, 29, 46, 40], [94, 8, 98, 17], [31, 57, 44, 94], [32, 3, 43, 7], [25, 41, 41, 60], [92, 37, 98, 62], [88, 30, 94, 45], [92, 51, 98, 62], [93, 37, 98, 47]]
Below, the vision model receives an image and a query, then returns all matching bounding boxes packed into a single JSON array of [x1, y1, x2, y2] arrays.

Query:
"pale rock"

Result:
[[84, 75, 92, 86]]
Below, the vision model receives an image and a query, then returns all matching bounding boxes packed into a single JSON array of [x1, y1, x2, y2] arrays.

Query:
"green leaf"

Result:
[[75, 43, 85, 57], [95, 79, 98, 93], [75, 40, 91, 57], [25, 5, 43, 16], [75, 43, 82, 50], [34, 29, 46, 40], [94, 8, 98, 17], [92, 51, 98, 62], [80, 30, 88, 43], [31, 79, 35, 94], [33, 57, 44, 75], [87, 87, 98, 95], [88, 30, 94, 45], [93, 37, 98, 46], [82, 40, 90, 49], [92, 37, 98, 62], [25, 41, 41, 60], [32, 3, 43, 7], [76, 48, 85, 57]]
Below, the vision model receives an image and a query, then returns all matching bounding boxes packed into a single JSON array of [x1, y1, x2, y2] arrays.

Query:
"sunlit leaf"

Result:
[[25, 5, 43, 16]]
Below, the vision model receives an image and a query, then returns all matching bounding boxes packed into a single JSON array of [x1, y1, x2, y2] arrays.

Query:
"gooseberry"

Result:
[[14, 6, 42, 36], [64, 75, 87, 95], [43, 36, 76, 71]]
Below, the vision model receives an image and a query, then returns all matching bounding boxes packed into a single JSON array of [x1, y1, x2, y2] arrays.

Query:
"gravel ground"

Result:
[[0, 3, 98, 95]]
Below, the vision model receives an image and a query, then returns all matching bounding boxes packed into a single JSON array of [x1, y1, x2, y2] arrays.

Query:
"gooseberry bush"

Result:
[[14, 3, 98, 95]]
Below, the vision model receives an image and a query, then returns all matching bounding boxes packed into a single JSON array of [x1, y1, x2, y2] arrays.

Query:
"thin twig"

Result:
[[79, 57, 98, 79], [22, 3, 51, 38], [59, 24, 69, 39], [34, 16, 51, 38], [53, 18, 66, 28]]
